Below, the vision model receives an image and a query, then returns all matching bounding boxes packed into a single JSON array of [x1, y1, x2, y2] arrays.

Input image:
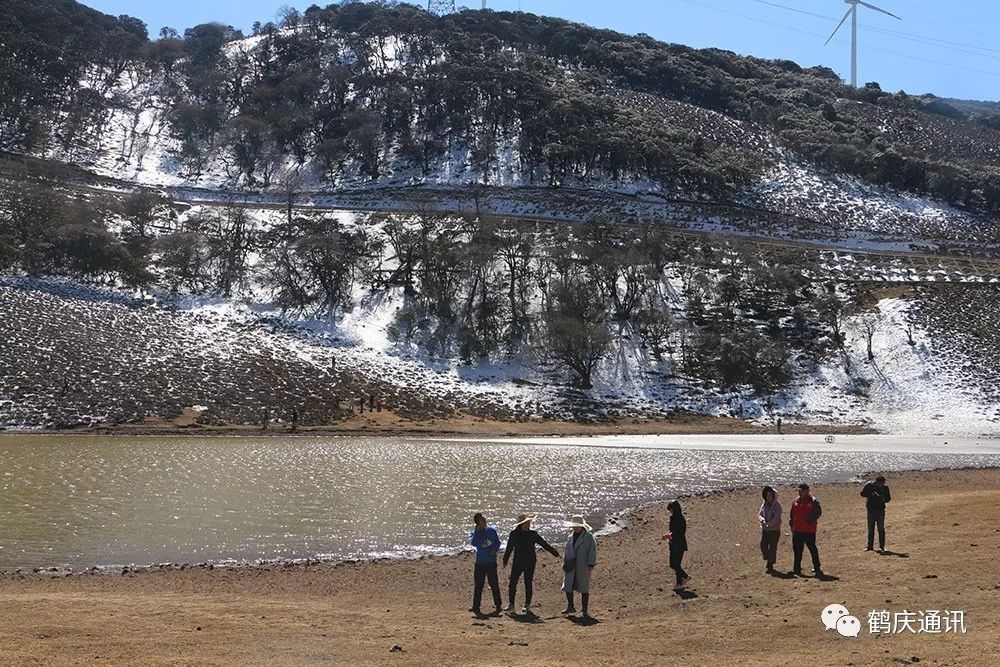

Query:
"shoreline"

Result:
[[2, 466, 998, 665], [3, 463, 994, 580], [0, 412, 879, 438]]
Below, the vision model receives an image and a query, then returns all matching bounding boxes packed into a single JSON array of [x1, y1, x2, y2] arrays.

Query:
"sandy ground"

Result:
[[1, 468, 997, 666], [38, 410, 876, 437]]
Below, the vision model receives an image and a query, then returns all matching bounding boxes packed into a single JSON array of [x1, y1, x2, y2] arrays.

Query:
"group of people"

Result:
[[469, 512, 597, 619], [468, 475, 893, 619], [757, 475, 892, 576]]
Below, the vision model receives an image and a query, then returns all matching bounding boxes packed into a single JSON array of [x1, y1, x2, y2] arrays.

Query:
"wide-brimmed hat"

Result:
[[513, 514, 535, 527], [567, 515, 591, 530]]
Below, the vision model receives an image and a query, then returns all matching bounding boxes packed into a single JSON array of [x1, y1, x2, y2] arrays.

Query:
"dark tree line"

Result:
[[13, 1, 1000, 210]]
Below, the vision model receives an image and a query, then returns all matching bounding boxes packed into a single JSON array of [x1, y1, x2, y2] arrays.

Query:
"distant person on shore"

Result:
[[369, 393, 375, 412], [662, 500, 691, 591], [502, 514, 560, 614], [562, 515, 598, 619], [290, 407, 299, 432], [789, 483, 823, 577], [758, 486, 782, 572], [861, 475, 892, 552], [776, 417, 782, 434], [469, 513, 502, 616]]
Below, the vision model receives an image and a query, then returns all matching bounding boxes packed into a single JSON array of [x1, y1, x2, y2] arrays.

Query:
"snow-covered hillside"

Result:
[[34, 27, 998, 251], [2, 273, 999, 437]]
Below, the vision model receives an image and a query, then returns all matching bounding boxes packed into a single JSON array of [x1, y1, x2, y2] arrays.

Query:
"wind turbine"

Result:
[[825, 0, 901, 88]]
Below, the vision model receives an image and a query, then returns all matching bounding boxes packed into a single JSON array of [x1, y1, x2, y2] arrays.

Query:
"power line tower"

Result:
[[428, 0, 456, 14]]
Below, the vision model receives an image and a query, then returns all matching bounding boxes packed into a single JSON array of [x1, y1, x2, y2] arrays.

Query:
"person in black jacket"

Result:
[[662, 500, 691, 591], [861, 475, 892, 552], [502, 514, 560, 614]]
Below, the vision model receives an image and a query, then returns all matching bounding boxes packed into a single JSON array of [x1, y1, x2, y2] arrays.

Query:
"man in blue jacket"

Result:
[[469, 512, 502, 615]]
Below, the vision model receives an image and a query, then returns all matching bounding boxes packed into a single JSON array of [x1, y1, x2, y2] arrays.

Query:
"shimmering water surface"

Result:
[[1, 435, 998, 569]]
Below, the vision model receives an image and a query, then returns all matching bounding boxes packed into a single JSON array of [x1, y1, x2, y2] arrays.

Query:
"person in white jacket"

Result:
[[758, 486, 782, 573], [561, 515, 598, 619]]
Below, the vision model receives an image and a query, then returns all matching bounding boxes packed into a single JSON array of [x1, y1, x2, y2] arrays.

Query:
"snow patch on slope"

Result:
[[748, 157, 985, 242], [788, 298, 1000, 437]]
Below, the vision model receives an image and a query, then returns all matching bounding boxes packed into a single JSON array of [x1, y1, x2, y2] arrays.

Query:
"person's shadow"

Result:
[[815, 572, 840, 582], [674, 588, 699, 600], [509, 611, 543, 624], [566, 614, 600, 626], [768, 570, 797, 580], [877, 550, 909, 558]]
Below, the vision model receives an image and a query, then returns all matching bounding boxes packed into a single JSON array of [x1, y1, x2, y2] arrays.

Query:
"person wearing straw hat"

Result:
[[502, 514, 560, 614], [561, 514, 598, 619]]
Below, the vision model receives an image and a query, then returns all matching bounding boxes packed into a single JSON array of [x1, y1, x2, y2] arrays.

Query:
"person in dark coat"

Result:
[[663, 500, 691, 591], [861, 475, 892, 552], [502, 514, 560, 614]]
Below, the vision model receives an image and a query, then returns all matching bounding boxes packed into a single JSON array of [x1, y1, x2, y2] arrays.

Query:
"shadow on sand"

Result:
[[566, 614, 600, 626], [768, 570, 797, 580], [674, 588, 699, 600], [509, 611, 544, 624], [877, 550, 909, 558]]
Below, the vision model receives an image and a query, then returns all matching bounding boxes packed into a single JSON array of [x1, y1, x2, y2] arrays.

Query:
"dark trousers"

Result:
[[508, 560, 536, 607], [669, 547, 688, 586], [867, 508, 886, 550], [472, 563, 501, 611], [760, 529, 780, 565], [792, 532, 821, 572]]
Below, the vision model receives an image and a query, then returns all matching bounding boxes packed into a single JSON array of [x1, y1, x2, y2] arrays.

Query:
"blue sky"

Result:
[[82, 0, 1000, 100]]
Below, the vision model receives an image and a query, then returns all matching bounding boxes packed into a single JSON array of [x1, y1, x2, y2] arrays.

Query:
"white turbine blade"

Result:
[[859, 2, 902, 20], [825, 8, 852, 45]]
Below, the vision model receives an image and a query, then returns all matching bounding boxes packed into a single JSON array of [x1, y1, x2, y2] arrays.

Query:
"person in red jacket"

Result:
[[789, 483, 823, 577]]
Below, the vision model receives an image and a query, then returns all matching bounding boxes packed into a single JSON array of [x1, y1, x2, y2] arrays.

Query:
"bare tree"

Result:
[[278, 169, 305, 226], [816, 290, 847, 347], [541, 277, 610, 389], [860, 315, 879, 361]]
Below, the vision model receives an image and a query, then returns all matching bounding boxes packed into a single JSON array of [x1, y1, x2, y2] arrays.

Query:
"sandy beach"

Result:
[[1, 467, 997, 666]]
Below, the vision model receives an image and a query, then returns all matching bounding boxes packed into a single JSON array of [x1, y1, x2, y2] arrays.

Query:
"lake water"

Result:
[[1, 434, 999, 570]]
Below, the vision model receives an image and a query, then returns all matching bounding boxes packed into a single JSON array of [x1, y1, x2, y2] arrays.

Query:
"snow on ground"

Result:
[[2, 277, 999, 436], [747, 156, 986, 242], [786, 298, 1000, 437]]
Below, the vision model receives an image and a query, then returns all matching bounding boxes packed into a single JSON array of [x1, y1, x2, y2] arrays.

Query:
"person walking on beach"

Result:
[[662, 500, 691, 591], [759, 486, 782, 572], [562, 515, 598, 619], [861, 475, 892, 552], [502, 514, 560, 614], [789, 483, 823, 577], [469, 513, 502, 616]]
